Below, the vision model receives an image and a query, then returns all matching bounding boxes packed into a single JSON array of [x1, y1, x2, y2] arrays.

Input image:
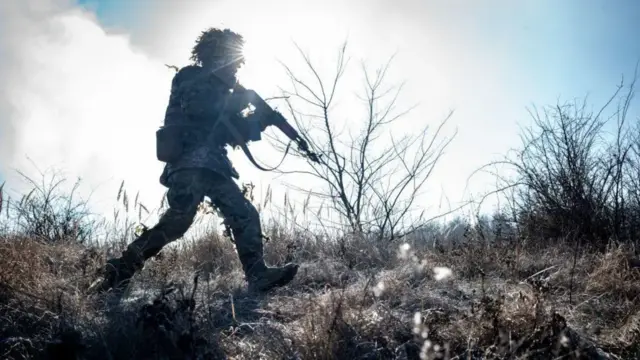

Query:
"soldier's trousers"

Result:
[[123, 168, 266, 275]]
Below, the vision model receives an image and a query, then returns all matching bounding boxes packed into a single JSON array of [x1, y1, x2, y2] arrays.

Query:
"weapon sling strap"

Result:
[[217, 111, 292, 172], [207, 79, 292, 172]]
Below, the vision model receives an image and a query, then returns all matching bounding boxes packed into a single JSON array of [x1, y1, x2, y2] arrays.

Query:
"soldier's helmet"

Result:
[[190, 27, 245, 69]]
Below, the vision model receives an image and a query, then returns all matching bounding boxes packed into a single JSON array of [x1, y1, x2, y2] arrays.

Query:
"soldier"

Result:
[[95, 27, 299, 297]]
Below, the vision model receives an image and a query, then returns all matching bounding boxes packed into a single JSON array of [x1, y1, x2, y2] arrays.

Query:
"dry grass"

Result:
[[1, 224, 639, 360]]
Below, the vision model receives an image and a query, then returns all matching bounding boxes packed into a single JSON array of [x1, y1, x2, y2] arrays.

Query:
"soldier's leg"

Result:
[[205, 174, 298, 292], [99, 169, 206, 294]]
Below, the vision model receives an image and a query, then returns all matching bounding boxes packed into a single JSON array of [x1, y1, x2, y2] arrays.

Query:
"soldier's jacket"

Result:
[[160, 65, 266, 186]]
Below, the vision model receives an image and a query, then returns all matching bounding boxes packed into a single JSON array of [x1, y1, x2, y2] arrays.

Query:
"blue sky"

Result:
[[1, 0, 639, 225], [76, 0, 140, 28]]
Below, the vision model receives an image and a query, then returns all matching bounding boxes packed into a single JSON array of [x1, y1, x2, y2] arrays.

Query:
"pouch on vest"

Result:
[[156, 125, 185, 163]]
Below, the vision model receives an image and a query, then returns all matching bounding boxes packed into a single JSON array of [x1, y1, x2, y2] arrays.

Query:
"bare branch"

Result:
[[271, 43, 457, 238]]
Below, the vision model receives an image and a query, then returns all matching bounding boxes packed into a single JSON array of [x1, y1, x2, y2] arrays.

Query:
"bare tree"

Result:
[[264, 43, 457, 241]]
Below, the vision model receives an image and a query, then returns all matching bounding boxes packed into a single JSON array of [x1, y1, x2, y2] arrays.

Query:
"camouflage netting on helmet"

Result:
[[190, 27, 245, 67]]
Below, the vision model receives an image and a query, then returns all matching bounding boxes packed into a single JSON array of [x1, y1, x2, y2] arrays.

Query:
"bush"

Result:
[[484, 78, 640, 252], [0, 170, 95, 244]]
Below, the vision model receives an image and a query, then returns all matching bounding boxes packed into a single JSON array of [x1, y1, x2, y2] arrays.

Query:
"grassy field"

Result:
[[1, 215, 639, 359]]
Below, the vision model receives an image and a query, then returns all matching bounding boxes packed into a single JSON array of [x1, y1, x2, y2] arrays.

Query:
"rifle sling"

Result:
[[215, 112, 292, 172]]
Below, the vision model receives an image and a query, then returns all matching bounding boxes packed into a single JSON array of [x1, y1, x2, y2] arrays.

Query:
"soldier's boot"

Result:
[[93, 229, 167, 296], [237, 242, 299, 292], [96, 252, 141, 297]]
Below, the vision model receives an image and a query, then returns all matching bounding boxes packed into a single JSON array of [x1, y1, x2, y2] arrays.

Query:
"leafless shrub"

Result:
[[477, 71, 639, 253], [1, 169, 95, 244], [266, 42, 459, 241]]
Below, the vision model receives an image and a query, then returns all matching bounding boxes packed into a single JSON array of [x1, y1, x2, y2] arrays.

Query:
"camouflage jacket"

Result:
[[159, 65, 267, 186]]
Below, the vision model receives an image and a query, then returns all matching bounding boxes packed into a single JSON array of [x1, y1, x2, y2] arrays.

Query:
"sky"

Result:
[[1, 0, 639, 231]]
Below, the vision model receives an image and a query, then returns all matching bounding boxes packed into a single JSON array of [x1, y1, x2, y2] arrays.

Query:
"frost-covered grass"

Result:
[[1, 223, 639, 359]]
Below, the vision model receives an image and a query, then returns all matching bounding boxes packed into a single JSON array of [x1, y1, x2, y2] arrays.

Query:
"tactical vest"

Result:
[[156, 66, 231, 163]]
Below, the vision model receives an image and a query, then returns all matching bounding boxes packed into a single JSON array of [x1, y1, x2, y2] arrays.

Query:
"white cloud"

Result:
[[0, 0, 172, 217]]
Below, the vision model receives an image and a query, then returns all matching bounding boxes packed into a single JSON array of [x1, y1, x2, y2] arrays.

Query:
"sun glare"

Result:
[[235, 31, 291, 92], [234, 12, 347, 93]]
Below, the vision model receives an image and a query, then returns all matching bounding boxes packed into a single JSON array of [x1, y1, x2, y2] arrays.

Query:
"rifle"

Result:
[[232, 84, 321, 164]]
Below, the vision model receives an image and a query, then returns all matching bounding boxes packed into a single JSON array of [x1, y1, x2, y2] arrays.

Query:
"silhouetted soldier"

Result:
[[96, 28, 298, 297]]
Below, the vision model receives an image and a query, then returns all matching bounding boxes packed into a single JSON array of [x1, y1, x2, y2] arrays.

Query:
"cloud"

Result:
[[0, 0, 173, 216]]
